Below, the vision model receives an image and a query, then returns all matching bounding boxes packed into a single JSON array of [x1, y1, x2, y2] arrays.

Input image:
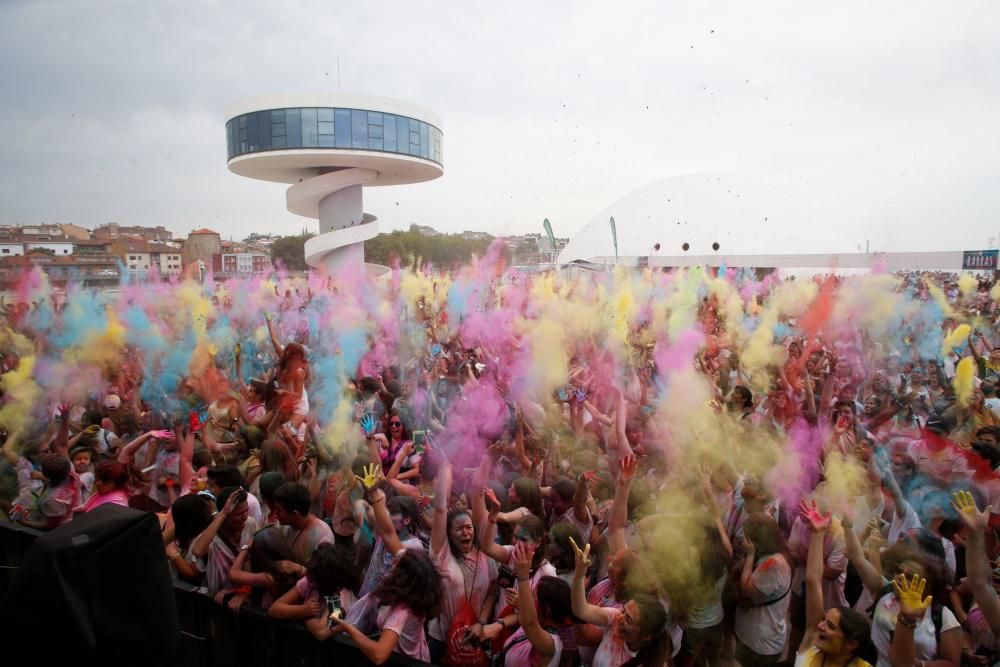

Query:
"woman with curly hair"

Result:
[[331, 548, 444, 664], [268, 541, 360, 631]]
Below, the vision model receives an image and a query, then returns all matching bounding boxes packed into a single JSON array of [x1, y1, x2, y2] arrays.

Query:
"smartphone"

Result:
[[326, 594, 344, 626], [233, 488, 248, 505], [412, 430, 426, 452]]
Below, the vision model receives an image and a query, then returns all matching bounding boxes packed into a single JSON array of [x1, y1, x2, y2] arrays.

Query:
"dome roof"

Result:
[[558, 174, 855, 263]]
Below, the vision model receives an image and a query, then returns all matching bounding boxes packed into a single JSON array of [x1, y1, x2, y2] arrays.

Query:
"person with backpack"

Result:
[[733, 512, 793, 667]]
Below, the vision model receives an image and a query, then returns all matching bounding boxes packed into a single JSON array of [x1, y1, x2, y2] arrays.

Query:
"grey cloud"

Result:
[[1, 0, 998, 250]]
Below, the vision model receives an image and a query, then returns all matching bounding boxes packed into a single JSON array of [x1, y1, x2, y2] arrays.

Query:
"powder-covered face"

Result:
[[449, 513, 474, 554]]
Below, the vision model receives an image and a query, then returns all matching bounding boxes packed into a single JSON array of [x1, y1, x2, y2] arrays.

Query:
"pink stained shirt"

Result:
[[378, 603, 430, 662], [502, 626, 563, 667], [593, 607, 637, 667], [81, 488, 130, 513], [427, 544, 496, 642]]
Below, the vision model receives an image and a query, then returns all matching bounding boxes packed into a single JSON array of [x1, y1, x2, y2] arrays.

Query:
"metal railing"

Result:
[[0, 520, 431, 666]]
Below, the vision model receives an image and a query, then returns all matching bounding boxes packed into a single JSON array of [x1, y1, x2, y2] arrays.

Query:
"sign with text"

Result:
[[963, 250, 998, 270]]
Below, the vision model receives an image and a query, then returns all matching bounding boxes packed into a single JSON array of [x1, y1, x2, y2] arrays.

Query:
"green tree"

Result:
[[364, 230, 505, 269], [270, 233, 313, 271]]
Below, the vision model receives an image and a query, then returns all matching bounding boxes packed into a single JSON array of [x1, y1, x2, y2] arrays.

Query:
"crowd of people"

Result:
[[3, 246, 1000, 667]]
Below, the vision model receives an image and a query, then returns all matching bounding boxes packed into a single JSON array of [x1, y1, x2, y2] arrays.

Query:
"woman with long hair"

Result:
[[257, 438, 300, 483], [426, 457, 496, 663], [271, 342, 311, 438], [842, 510, 961, 667], [328, 547, 444, 664], [477, 490, 557, 648], [269, 541, 360, 632], [164, 492, 215, 585], [357, 477, 427, 597], [571, 538, 672, 666], [366, 409, 416, 479], [495, 475, 544, 524], [794, 501, 874, 667], [228, 524, 302, 610]]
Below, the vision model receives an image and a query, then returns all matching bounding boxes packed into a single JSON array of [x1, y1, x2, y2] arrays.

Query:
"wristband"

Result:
[[516, 575, 530, 582], [496, 618, 506, 629], [897, 614, 918, 629]]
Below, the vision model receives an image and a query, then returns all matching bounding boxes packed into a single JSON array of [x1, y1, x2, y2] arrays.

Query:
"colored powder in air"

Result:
[[926, 281, 957, 319], [954, 356, 976, 407], [958, 273, 978, 298], [941, 324, 971, 357], [798, 277, 836, 337], [0, 355, 42, 434]]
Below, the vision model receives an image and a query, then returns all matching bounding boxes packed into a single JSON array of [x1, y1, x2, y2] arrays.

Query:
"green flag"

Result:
[[609, 216, 618, 262], [543, 218, 556, 252]]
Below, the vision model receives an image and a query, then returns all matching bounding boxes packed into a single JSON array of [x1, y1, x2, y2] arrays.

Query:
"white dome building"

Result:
[[558, 174, 859, 270]]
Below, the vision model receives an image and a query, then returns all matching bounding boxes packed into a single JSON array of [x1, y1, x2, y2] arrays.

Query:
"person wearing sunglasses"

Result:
[[368, 411, 417, 481]]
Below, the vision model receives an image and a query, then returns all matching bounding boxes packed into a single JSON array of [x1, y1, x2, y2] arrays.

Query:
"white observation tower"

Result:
[[225, 94, 443, 274]]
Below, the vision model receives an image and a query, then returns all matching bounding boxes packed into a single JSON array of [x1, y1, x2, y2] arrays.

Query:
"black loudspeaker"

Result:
[[0, 504, 178, 665]]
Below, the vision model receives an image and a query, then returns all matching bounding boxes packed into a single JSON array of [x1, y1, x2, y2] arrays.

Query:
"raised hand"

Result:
[[360, 414, 376, 437], [568, 536, 591, 577], [953, 490, 991, 533], [619, 454, 637, 483], [150, 429, 175, 440], [234, 343, 241, 360], [892, 573, 932, 621], [512, 541, 535, 580], [574, 387, 587, 404], [799, 499, 831, 532], [482, 487, 501, 514], [557, 387, 569, 403], [355, 463, 381, 490]]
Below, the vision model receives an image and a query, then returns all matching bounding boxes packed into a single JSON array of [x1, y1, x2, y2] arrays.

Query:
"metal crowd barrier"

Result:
[[0, 520, 432, 667]]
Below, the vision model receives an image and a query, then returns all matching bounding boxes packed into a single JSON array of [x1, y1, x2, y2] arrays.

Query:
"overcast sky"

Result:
[[1, 1, 998, 252]]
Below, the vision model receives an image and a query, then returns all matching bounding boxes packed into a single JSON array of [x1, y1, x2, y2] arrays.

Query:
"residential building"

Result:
[[72, 239, 113, 255], [59, 223, 91, 241], [213, 247, 271, 277], [150, 243, 183, 276], [94, 223, 174, 242], [0, 251, 120, 289], [0, 241, 24, 258]]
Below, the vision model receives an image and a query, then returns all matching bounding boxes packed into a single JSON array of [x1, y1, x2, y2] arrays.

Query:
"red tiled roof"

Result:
[[190, 228, 219, 236]]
